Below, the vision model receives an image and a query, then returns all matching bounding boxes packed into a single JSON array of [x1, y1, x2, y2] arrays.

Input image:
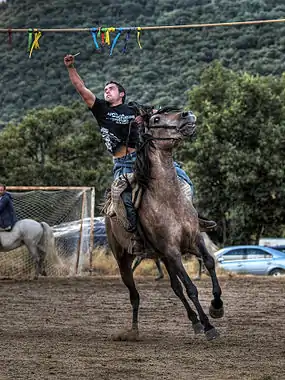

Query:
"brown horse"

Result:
[[105, 107, 224, 341]]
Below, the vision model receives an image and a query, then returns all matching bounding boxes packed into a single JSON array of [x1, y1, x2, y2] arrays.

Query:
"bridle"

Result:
[[148, 125, 181, 130], [146, 123, 195, 141]]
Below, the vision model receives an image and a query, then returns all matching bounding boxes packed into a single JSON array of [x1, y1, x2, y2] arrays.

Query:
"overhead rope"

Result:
[[1, 19, 285, 57], [1, 18, 285, 33]]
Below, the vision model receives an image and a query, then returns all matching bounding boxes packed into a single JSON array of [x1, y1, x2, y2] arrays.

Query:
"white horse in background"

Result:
[[0, 219, 56, 279]]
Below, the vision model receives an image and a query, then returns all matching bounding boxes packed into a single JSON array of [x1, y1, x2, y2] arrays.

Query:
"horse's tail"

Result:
[[40, 222, 61, 270], [201, 232, 219, 256]]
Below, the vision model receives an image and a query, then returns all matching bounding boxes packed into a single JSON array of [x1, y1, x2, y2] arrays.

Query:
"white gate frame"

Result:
[[7, 186, 96, 274]]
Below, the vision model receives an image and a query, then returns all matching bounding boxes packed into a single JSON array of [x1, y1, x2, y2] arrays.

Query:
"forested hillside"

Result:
[[1, 0, 285, 125]]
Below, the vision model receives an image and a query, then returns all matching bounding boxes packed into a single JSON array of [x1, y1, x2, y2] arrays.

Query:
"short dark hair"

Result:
[[105, 81, 126, 103]]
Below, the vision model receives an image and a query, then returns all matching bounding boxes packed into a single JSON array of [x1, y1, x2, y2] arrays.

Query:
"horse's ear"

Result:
[[138, 114, 151, 134]]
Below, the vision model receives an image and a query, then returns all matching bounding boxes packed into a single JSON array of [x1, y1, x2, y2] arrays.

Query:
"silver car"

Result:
[[215, 245, 285, 276]]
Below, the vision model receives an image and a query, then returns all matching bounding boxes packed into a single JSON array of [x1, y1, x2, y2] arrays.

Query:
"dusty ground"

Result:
[[0, 275, 284, 380]]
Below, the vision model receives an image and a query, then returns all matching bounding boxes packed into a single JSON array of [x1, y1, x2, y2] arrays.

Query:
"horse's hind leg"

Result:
[[194, 257, 203, 280], [162, 258, 203, 335], [26, 244, 41, 280], [154, 259, 164, 281], [112, 252, 140, 341], [196, 234, 224, 319], [106, 218, 140, 340], [132, 256, 143, 273], [38, 248, 47, 276]]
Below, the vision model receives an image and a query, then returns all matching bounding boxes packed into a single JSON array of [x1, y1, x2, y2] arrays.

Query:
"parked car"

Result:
[[271, 245, 285, 254], [215, 245, 285, 276]]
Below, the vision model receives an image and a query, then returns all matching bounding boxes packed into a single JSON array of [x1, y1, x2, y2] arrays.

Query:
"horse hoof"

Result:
[[205, 327, 220, 341], [111, 329, 139, 342], [209, 304, 224, 319], [192, 322, 204, 334]]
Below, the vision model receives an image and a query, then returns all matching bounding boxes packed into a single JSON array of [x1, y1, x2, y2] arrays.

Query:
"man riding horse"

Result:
[[0, 184, 17, 232], [64, 54, 216, 254], [0, 184, 57, 278]]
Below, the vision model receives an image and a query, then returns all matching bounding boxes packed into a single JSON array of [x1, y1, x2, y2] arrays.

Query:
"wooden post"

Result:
[[89, 187, 95, 274], [75, 190, 86, 275]]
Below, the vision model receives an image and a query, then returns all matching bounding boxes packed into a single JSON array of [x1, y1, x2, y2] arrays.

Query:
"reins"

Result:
[[148, 125, 181, 130]]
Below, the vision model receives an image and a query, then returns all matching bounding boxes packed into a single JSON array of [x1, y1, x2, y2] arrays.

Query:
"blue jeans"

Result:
[[113, 152, 194, 195], [113, 151, 137, 179]]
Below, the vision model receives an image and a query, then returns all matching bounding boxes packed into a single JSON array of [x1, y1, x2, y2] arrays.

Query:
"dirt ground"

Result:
[[0, 275, 284, 380]]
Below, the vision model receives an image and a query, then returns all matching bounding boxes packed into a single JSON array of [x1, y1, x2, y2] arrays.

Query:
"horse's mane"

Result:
[[133, 105, 182, 189], [134, 133, 155, 190]]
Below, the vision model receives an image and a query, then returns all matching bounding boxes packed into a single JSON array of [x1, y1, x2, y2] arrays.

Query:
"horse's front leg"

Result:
[[196, 234, 224, 319], [161, 257, 204, 335], [112, 252, 140, 341], [167, 251, 219, 341]]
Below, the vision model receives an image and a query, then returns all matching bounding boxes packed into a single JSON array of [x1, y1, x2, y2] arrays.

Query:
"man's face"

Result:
[[0, 186, 5, 196], [104, 83, 124, 105]]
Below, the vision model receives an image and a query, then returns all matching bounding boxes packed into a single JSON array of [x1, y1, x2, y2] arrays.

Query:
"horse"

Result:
[[0, 219, 56, 279], [105, 107, 224, 341]]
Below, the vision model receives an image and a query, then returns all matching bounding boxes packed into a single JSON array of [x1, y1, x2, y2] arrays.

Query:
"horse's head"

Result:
[[145, 108, 197, 144], [134, 108, 197, 189]]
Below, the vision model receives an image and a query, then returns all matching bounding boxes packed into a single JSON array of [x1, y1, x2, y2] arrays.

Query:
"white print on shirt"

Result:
[[106, 112, 135, 125], [100, 127, 121, 152]]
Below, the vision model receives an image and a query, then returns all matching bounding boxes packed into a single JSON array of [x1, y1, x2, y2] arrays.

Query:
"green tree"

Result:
[[181, 62, 285, 245], [0, 103, 113, 211]]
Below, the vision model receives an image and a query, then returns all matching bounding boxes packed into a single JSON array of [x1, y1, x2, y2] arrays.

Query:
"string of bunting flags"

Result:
[[1, 17, 285, 58], [1, 26, 143, 58]]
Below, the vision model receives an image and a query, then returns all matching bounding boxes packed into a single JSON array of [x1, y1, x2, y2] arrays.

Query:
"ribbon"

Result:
[[96, 27, 105, 47], [137, 27, 142, 49], [110, 28, 122, 56], [91, 27, 100, 50], [105, 29, 111, 45], [97, 27, 101, 39], [27, 28, 33, 52], [29, 29, 42, 58], [105, 27, 115, 45], [122, 30, 131, 53], [100, 27, 107, 45]]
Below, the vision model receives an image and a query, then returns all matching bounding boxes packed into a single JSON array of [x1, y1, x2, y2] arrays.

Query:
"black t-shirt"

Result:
[[89, 98, 139, 154]]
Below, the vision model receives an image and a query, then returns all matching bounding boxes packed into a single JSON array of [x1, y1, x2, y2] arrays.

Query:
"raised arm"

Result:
[[64, 54, 95, 108]]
